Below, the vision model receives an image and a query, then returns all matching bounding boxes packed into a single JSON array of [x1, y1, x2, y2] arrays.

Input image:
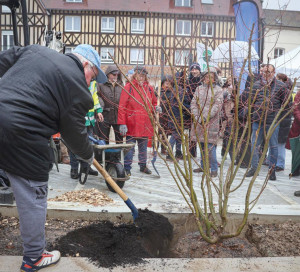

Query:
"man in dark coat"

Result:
[[245, 64, 290, 181], [267, 74, 292, 171], [0, 44, 107, 271], [96, 64, 123, 144]]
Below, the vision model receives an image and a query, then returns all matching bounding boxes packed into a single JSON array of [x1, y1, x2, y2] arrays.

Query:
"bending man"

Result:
[[0, 44, 107, 272]]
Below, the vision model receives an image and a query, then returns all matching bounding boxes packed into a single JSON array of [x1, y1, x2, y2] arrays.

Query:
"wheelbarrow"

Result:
[[92, 142, 135, 192]]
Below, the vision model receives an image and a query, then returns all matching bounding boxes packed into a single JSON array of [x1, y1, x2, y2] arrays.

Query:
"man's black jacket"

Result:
[[0, 45, 93, 181], [240, 77, 288, 125]]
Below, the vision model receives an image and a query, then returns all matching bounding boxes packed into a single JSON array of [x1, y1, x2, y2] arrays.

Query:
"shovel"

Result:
[[93, 159, 139, 221]]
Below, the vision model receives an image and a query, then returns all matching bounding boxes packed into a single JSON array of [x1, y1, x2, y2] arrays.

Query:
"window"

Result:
[[131, 18, 145, 34], [175, 50, 190, 66], [1, 5, 11, 13], [274, 48, 285, 59], [65, 47, 75, 53], [176, 20, 191, 36], [101, 17, 115, 33], [130, 48, 144, 64], [201, 21, 214, 37], [66, 0, 83, 2], [201, 0, 214, 4], [101, 47, 114, 63], [65, 16, 81, 32], [1, 30, 14, 51], [175, 0, 191, 7]]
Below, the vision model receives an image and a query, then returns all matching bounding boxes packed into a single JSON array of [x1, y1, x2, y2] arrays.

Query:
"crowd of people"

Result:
[[63, 60, 298, 185]]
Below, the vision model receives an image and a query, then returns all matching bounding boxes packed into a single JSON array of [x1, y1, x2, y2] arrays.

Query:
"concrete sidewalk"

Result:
[[46, 147, 300, 216], [1, 146, 300, 217], [1, 256, 300, 272]]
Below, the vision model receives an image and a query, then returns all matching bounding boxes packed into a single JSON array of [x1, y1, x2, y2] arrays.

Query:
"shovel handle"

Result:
[[93, 158, 139, 220], [93, 159, 128, 201]]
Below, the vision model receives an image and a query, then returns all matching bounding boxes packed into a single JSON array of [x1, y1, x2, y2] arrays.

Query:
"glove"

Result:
[[79, 152, 94, 166], [119, 125, 128, 136], [155, 106, 162, 113]]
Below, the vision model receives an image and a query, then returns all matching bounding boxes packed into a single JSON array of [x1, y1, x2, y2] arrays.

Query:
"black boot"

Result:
[[70, 168, 79, 179], [125, 169, 131, 176], [140, 166, 152, 174], [246, 168, 257, 177], [190, 144, 197, 158], [89, 167, 98, 176], [269, 169, 276, 181], [175, 151, 184, 160]]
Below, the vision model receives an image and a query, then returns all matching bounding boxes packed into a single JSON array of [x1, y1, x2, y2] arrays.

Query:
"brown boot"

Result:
[[211, 171, 218, 178], [193, 168, 203, 173]]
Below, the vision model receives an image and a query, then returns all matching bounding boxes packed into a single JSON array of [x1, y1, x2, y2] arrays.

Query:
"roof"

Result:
[[40, 0, 237, 17], [264, 9, 300, 28]]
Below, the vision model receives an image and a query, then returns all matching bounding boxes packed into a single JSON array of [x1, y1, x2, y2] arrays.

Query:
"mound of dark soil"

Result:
[[135, 209, 173, 256], [49, 221, 150, 268], [49, 209, 174, 268]]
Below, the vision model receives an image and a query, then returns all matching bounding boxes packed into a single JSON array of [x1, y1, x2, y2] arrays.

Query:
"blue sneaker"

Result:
[[20, 250, 61, 271]]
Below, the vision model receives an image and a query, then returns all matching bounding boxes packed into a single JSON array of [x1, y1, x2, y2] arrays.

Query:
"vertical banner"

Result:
[[233, 0, 260, 92], [196, 43, 214, 72]]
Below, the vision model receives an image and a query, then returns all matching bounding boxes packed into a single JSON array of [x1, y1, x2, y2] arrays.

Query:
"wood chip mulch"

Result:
[[48, 188, 114, 206]]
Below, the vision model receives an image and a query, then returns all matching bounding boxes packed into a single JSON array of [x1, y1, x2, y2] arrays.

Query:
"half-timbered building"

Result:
[[1, 0, 263, 79]]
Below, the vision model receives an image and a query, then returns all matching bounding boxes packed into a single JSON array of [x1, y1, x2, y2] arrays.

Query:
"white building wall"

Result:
[[263, 27, 300, 63]]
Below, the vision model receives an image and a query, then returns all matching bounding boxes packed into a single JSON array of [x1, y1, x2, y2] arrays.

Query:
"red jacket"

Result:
[[286, 91, 300, 149], [118, 79, 157, 137]]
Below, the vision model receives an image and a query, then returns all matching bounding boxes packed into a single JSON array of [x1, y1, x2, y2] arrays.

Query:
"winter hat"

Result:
[[189, 62, 201, 72], [73, 44, 107, 83], [105, 65, 119, 76], [134, 65, 148, 75], [202, 67, 219, 80]]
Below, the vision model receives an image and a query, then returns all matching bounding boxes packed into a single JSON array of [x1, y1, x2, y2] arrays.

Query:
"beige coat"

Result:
[[190, 84, 223, 144]]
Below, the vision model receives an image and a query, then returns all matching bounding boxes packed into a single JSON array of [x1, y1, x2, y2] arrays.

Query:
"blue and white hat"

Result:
[[73, 44, 107, 83]]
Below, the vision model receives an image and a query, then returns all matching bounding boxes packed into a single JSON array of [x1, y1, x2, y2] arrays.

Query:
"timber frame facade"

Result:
[[0, 0, 263, 77], [0, 0, 48, 48]]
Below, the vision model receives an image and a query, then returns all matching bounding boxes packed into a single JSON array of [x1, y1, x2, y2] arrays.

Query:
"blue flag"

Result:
[[233, 1, 260, 92]]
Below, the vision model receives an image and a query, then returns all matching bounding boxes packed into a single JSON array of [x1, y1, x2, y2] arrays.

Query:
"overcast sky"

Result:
[[263, 0, 300, 11]]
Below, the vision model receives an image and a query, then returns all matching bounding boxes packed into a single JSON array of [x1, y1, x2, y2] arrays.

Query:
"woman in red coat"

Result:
[[118, 66, 157, 176]]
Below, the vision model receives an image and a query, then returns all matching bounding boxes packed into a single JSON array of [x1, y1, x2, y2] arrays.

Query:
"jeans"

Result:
[[169, 130, 182, 154], [267, 142, 286, 169], [124, 136, 148, 171], [251, 122, 279, 169], [200, 143, 218, 172]]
